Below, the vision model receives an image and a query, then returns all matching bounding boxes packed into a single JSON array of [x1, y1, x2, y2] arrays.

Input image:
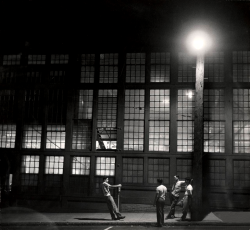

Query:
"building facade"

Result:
[[1, 0, 250, 211]]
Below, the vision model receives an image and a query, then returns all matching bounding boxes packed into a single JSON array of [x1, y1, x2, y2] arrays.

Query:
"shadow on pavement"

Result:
[[74, 218, 111, 221]]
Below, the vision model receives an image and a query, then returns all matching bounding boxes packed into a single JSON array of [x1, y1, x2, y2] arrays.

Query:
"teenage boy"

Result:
[[102, 177, 126, 220]]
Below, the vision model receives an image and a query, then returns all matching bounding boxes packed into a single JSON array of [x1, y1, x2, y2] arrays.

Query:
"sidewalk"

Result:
[[1, 207, 250, 226]]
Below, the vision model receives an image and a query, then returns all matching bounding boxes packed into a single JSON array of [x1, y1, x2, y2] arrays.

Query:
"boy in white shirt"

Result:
[[153, 178, 167, 227], [177, 177, 193, 221], [102, 177, 125, 220]]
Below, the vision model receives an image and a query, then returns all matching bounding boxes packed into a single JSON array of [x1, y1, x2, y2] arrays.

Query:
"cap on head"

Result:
[[185, 177, 191, 182], [174, 175, 179, 179]]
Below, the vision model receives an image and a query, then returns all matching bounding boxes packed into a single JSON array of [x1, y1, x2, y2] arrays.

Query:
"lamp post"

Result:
[[187, 31, 211, 221]]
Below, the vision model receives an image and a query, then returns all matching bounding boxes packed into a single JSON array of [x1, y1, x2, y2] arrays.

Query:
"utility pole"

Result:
[[192, 52, 204, 221]]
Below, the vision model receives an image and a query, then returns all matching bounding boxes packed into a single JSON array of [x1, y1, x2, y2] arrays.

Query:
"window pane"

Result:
[[206, 160, 226, 187], [124, 89, 144, 151], [96, 89, 117, 150], [46, 89, 66, 149], [95, 157, 115, 176], [28, 55, 46, 65], [150, 52, 170, 82], [45, 156, 64, 174], [177, 90, 194, 152], [204, 52, 224, 82], [51, 54, 69, 64], [122, 158, 143, 183], [126, 53, 145, 83], [233, 51, 250, 82], [71, 156, 90, 175], [176, 159, 192, 179], [149, 89, 170, 151], [0, 124, 16, 148], [178, 53, 196, 82], [3, 55, 21, 65], [22, 125, 42, 149], [81, 54, 95, 83], [148, 158, 170, 184], [99, 53, 118, 83], [233, 160, 250, 187], [21, 155, 40, 174]]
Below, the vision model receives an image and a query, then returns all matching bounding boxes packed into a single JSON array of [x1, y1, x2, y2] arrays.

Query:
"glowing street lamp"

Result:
[[187, 30, 212, 221], [186, 30, 212, 54]]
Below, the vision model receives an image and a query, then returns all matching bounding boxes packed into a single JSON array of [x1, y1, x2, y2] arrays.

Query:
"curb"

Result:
[[1, 222, 250, 226]]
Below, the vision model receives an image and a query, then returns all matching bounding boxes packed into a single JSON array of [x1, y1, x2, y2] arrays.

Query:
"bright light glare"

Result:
[[187, 30, 211, 53], [192, 38, 204, 50], [187, 91, 192, 98]]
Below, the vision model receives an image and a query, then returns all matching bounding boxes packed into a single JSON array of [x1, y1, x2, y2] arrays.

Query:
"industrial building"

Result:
[[1, 0, 250, 213]]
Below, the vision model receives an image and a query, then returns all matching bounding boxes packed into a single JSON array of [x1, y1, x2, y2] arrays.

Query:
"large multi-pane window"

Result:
[[176, 159, 192, 179], [44, 156, 64, 194], [126, 53, 145, 83], [204, 52, 224, 82], [46, 89, 66, 149], [72, 90, 93, 150], [177, 89, 194, 152], [3, 54, 21, 65], [22, 125, 42, 149], [233, 160, 250, 187], [203, 89, 225, 153], [149, 89, 170, 151], [71, 156, 90, 175], [124, 89, 144, 151], [22, 90, 43, 149], [20, 155, 40, 192], [0, 70, 18, 83], [81, 54, 95, 83], [233, 51, 250, 82], [96, 89, 117, 150], [148, 158, 170, 184], [70, 157, 91, 195], [206, 160, 226, 187], [0, 90, 16, 148], [26, 71, 43, 84], [45, 156, 64, 174], [0, 125, 16, 148], [233, 89, 250, 153], [178, 53, 196, 82], [49, 69, 66, 83], [99, 53, 118, 83], [150, 52, 170, 82], [28, 55, 46, 65], [51, 54, 69, 64], [122, 158, 143, 183], [95, 157, 115, 176]]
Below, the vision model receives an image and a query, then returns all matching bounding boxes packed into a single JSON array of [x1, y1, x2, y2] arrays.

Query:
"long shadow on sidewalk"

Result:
[[74, 218, 110, 221]]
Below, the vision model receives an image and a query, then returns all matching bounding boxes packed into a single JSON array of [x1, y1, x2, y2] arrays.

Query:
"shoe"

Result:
[[118, 216, 125, 220], [112, 218, 118, 220]]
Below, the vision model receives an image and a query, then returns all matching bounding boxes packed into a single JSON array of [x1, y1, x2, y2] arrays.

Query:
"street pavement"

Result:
[[1, 207, 250, 227]]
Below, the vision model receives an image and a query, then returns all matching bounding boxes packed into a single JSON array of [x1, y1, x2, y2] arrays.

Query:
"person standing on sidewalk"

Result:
[[166, 175, 185, 219], [153, 178, 167, 227], [177, 177, 193, 221], [101, 177, 126, 220]]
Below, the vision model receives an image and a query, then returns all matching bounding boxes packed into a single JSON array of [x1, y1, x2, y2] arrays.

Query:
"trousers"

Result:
[[156, 197, 165, 226], [180, 195, 192, 220], [105, 195, 122, 219], [168, 193, 179, 217]]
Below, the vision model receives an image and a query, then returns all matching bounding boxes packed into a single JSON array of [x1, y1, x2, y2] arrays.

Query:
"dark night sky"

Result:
[[0, 0, 250, 50]]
